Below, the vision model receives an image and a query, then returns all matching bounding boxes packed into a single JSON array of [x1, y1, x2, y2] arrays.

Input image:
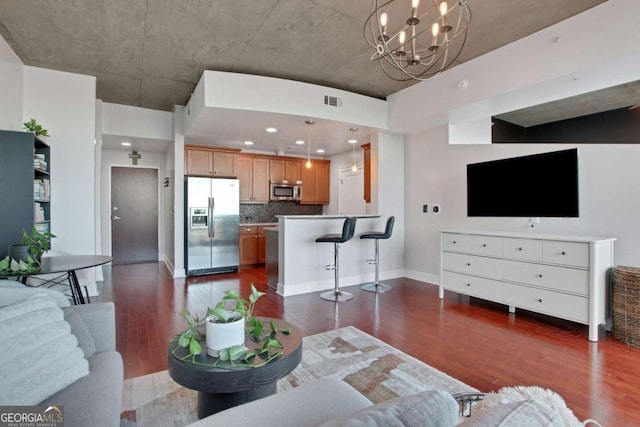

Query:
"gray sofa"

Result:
[[0, 284, 123, 427], [186, 378, 568, 427]]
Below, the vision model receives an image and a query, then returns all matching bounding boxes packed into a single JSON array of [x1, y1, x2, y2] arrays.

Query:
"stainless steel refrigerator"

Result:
[[185, 177, 239, 276]]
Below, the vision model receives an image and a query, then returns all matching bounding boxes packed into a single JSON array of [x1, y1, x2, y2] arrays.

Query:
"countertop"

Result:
[[277, 215, 380, 219], [239, 222, 278, 226]]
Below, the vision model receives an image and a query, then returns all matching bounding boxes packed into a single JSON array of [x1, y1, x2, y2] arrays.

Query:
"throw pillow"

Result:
[[458, 400, 563, 426], [0, 293, 89, 405], [318, 389, 458, 427], [472, 385, 584, 426]]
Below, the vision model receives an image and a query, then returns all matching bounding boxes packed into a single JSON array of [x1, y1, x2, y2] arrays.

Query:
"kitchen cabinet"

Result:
[[185, 147, 237, 177], [300, 160, 330, 204], [269, 159, 302, 182], [362, 143, 371, 203], [239, 225, 269, 267], [0, 131, 51, 259], [237, 156, 269, 203]]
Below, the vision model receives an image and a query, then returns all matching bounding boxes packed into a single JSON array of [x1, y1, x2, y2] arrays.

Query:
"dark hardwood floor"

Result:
[[99, 262, 640, 426]]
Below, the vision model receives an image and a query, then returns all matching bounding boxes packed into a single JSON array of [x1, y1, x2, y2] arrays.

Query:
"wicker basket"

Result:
[[612, 266, 640, 348]]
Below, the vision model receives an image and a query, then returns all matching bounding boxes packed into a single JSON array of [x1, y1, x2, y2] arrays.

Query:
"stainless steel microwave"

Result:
[[269, 180, 302, 201]]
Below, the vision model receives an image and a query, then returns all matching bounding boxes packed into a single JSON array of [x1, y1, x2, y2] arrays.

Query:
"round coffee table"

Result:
[[168, 317, 302, 419]]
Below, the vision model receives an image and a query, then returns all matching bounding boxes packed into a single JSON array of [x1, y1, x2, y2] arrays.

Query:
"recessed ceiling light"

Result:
[[121, 141, 131, 147], [266, 127, 277, 133], [244, 141, 254, 145], [295, 140, 305, 145], [316, 149, 325, 153], [348, 139, 357, 144]]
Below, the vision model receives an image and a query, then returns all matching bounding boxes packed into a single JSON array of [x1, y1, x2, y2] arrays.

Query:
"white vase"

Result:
[[205, 314, 245, 357]]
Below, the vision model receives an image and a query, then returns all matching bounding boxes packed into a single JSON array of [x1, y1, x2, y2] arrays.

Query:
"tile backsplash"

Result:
[[240, 201, 323, 223]]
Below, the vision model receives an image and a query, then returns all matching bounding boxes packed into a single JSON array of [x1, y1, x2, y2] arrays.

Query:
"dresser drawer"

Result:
[[503, 237, 542, 262], [470, 235, 503, 257], [543, 241, 589, 268], [442, 233, 470, 252], [442, 271, 503, 301], [442, 252, 503, 280], [239, 225, 257, 235], [503, 260, 589, 295], [503, 283, 589, 324]]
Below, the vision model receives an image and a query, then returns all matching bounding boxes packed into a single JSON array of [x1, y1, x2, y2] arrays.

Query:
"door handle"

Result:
[[112, 215, 121, 220], [208, 197, 216, 238]]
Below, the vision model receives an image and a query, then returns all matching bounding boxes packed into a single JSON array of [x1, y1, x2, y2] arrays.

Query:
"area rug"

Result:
[[120, 326, 477, 426]]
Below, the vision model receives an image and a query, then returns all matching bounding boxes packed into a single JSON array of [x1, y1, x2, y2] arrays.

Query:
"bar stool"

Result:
[[316, 217, 358, 302], [360, 216, 395, 293]]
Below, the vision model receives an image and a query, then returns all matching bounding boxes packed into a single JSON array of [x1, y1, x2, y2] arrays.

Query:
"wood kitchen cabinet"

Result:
[[239, 225, 268, 267], [185, 147, 237, 177], [269, 159, 302, 182], [237, 155, 269, 203], [300, 160, 330, 204]]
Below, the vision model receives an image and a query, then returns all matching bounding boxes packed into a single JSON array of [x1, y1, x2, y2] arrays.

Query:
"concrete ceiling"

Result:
[[4, 0, 629, 153]]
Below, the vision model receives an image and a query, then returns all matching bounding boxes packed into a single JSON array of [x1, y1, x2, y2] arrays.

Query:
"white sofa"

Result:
[[185, 377, 567, 427], [0, 286, 123, 427]]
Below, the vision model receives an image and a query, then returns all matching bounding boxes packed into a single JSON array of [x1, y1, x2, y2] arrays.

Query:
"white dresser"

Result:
[[440, 230, 615, 341]]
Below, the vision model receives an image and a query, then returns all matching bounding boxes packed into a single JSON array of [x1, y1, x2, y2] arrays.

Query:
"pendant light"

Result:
[[305, 120, 314, 168], [349, 128, 358, 172]]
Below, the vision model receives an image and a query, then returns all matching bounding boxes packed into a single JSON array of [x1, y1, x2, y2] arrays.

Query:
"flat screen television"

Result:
[[467, 148, 579, 217]]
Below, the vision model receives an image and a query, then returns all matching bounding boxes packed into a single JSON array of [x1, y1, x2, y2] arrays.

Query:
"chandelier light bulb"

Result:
[[306, 159, 312, 169], [432, 22, 440, 37], [412, 0, 420, 8], [352, 163, 358, 172], [380, 12, 387, 27], [439, 1, 448, 16]]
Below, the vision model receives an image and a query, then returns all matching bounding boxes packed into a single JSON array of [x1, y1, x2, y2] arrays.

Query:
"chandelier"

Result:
[[364, 0, 472, 81]]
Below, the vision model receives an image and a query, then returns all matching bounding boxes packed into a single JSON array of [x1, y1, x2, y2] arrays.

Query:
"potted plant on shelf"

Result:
[[174, 284, 289, 367], [23, 118, 50, 137], [1, 227, 56, 274]]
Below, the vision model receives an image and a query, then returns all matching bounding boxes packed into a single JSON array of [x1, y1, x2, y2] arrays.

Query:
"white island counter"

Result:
[[274, 215, 399, 297]]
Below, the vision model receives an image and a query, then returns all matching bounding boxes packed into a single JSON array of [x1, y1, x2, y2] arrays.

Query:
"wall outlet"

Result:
[[432, 205, 440, 214], [422, 204, 428, 213]]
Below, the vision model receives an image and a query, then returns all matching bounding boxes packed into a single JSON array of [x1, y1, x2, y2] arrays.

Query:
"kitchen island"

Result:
[[273, 215, 390, 297]]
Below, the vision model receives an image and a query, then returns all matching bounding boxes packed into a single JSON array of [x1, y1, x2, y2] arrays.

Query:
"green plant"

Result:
[[174, 284, 290, 367], [177, 310, 205, 357], [0, 256, 40, 274], [23, 118, 50, 137], [21, 226, 56, 265]]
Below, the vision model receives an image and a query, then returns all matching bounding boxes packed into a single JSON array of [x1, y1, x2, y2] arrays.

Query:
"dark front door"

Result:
[[111, 167, 158, 265]]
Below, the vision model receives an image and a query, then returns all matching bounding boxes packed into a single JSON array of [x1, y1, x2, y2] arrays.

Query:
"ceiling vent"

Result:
[[324, 95, 343, 108]]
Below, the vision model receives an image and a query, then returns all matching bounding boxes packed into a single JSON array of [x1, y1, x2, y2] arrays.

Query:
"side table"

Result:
[[168, 317, 302, 419]]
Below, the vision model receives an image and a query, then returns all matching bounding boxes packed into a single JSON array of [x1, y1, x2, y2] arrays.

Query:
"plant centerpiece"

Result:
[[23, 118, 50, 137], [174, 284, 289, 368], [1, 227, 55, 274]]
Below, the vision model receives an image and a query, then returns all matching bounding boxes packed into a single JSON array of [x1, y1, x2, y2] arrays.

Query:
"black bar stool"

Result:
[[360, 216, 395, 293], [316, 217, 357, 302]]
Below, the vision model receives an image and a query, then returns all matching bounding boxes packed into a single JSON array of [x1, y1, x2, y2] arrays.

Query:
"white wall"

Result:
[[102, 102, 173, 140], [404, 130, 640, 283], [100, 149, 166, 260], [0, 35, 23, 130], [173, 107, 186, 278], [22, 66, 99, 292], [326, 148, 365, 215]]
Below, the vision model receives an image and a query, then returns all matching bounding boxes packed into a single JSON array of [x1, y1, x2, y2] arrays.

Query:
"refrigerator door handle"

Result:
[[209, 196, 216, 238]]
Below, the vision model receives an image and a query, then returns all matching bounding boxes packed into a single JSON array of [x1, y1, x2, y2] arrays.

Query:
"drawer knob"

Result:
[[538, 298, 543, 303], [517, 247, 523, 251], [561, 251, 566, 256], [466, 283, 471, 287], [538, 274, 543, 278], [452, 241, 457, 244], [466, 263, 471, 267], [482, 243, 487, 247]]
